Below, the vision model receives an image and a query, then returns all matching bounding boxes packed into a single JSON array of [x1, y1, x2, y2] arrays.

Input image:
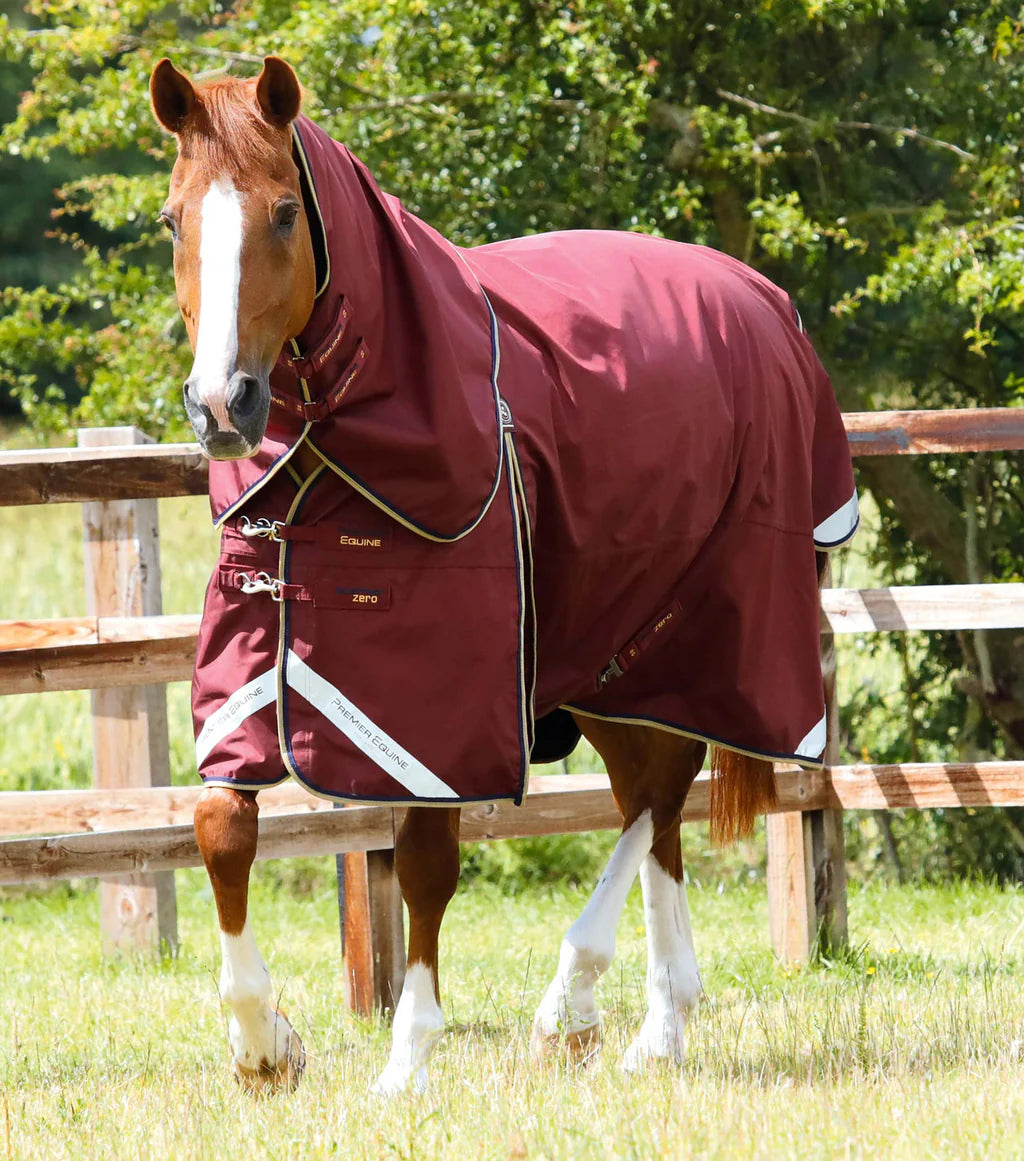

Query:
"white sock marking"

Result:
[[623, 855, 702, 1070], [373, 962, 445, 1095], [534, 811, 654, 1041], [219, 922, 293, 1070], [193, 177, 243, 432]]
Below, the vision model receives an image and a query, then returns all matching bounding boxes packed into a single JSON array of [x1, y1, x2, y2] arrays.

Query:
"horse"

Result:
[[149, 55, 857, 1094]]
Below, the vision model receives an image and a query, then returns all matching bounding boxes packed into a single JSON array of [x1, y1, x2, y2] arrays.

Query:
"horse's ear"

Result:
[[256, 56, 302, 129], [150, 58, 197, 135]]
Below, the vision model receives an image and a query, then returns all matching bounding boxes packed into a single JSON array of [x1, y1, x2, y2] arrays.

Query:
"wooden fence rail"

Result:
[[2, 583, 1022, 696], [2, 408, 1022, 509], [2, 409, 1023, 1009], [3, 763, 1023, 856]]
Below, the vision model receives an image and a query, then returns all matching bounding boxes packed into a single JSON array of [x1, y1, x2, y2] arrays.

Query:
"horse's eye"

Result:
[[157, 212, 179, 242], [275, 201, 299, 237]]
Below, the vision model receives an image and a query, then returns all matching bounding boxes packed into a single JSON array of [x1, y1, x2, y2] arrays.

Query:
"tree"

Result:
[[1, 0, 1022, 780]]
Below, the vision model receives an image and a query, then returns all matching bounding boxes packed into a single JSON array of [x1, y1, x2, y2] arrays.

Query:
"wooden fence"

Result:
[[1, 409, 1023, 1010]]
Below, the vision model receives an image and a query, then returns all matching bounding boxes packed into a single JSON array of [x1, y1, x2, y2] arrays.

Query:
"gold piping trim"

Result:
[[304, 435, 506, 544], [504, 432, 532, 798], [565, 706, 826, 771], [202, 777, 290, 793], [212, 426, 313, 529], [290, 123, 331, 298], [509, 436, 538, 745], [275, 463, 328, 780]]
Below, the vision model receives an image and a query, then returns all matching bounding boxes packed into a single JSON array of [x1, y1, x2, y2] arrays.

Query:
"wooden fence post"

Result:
[[79, 427, 178, 956], [340, 843, 406, 1016], [766, 559, 848, 962]]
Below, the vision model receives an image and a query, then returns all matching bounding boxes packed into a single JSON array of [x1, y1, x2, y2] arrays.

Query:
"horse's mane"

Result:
[[178, 75, 291, 176]]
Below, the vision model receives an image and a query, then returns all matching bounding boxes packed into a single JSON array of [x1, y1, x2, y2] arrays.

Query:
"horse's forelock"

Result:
[[179, 77, 291, 179]]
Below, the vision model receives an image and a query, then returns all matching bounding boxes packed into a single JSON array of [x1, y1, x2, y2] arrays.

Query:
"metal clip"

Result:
[[597, 657, 624, 687], [238, 571, 284, 601], [499, 398, 515, 430], [239, 516, 284, 541]]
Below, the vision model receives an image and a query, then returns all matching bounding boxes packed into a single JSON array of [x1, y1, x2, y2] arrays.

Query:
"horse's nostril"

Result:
[[226, 374, 260, 422], [183, 377, 213, 437]]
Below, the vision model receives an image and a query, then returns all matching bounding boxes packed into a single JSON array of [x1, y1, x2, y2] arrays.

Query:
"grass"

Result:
[[3, 873, 1024, 1159], [2, 434, 1016, 1155]]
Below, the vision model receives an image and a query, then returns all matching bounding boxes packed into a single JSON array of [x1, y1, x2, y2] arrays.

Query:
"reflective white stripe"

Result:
[[795, 712, 827, 760], [196, 667, 277, 767], [814, 488, 859, 548], [285, 650, 458, 799]]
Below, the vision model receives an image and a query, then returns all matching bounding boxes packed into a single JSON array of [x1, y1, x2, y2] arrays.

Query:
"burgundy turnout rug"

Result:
[[192, 117, 858, 805]]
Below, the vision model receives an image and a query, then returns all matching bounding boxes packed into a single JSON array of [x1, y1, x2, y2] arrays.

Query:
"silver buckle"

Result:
[[238, 571, 284, 601], [239, 516, 284, 542]]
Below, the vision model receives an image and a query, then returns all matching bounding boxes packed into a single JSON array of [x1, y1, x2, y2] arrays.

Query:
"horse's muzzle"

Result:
[[184, 371, 270, 459]]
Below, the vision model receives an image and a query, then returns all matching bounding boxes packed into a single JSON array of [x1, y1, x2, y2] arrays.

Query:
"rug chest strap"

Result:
[[270, 339, 370, 422], [275, 297, 352, 381]]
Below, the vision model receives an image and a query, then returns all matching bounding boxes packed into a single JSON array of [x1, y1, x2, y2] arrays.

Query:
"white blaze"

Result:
[[193, 177, 243, 431]]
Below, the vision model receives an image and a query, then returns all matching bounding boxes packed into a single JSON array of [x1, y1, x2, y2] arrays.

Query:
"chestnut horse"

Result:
[[151, 56, 837, 1094]]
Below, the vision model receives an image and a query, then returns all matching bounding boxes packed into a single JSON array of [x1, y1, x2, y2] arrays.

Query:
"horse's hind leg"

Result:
[[373, 806, 461, 1095], [194, 786, 305, 1092], [531, 719, 704, 1065], [622, 760, 704, 1071]]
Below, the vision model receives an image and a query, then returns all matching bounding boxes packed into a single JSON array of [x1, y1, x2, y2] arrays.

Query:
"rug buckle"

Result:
[[238, 571, 285, 601], [239, 516, 285, 542], [597, 657, 624, 686], [499, 398, 515, 430]]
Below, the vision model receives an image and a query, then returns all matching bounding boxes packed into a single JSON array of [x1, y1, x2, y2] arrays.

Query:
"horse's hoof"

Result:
[[529, 1021, 601, 1066], [621, 1035, 682, 1073], [231, 1013, 305, 1095], [621, 1013, 687, 1072], [371, 1064, 428, 1097]]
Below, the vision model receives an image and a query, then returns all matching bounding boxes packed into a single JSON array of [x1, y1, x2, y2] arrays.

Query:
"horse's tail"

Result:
[[708, 747, 777, 844]]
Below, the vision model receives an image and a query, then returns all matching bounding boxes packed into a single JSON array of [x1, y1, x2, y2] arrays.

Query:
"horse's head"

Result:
[[150, 57, 316, 459]]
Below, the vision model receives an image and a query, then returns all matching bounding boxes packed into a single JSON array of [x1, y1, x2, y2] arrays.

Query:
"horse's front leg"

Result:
[[194, 786, 305, 1092], [373, 806, 460, 1095]]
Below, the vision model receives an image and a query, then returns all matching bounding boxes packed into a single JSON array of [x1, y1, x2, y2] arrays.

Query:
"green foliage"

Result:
[[850, 807, 1024, 884], [460, 831, 612, 889], [2, 1, 1024, 865], [3, 0, 1022, 434]]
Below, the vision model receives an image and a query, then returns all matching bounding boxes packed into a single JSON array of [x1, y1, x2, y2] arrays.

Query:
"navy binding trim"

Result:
[[211, 430, 312, 527], [814, 513, 861, 551]]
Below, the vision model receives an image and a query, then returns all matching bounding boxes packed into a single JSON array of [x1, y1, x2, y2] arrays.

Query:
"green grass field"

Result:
[[3, 443, 1014, 1157], [3, 873, 1024, 1159]]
